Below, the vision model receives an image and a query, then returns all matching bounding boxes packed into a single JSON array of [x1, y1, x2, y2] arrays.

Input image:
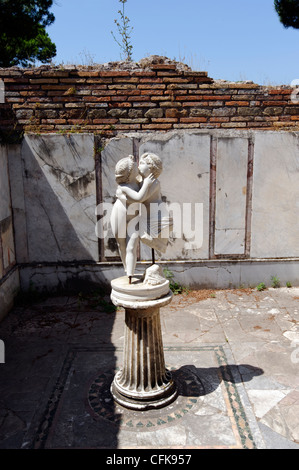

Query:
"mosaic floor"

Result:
[[3, 287, 299, 449], [24, 345, 261, 449]]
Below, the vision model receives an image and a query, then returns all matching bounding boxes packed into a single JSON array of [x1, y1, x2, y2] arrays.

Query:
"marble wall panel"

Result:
[[251, 132, 299, 258], [0, 145, 15, 275], [214, 137, 248, 255], [6, 144, 28, 264], [21, 134, 98, 262], [139, 131, 211, 260]]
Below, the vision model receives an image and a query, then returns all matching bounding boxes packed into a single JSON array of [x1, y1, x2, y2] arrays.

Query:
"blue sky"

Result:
[[48, 0, 299, 85]]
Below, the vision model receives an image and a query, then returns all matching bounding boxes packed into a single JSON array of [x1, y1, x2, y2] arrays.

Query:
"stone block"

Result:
[[144, 108, 164, 118], [263, 107, 283, 116], [108, 108, 128, 118], [190, 108, 212, 117], [237, 107, 261, 116]]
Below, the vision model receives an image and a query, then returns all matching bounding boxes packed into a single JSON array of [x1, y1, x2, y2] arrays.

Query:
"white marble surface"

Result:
[[139, 131, 210, 260], [21, 134, 98, 262], [251, 131, 299, 258], [215, 137, 248, 255]]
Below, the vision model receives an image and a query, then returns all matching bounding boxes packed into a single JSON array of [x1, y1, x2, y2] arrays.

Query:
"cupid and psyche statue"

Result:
[[110, 153, 172, 284]]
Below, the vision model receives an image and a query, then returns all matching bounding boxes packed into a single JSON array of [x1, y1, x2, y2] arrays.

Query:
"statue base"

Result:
[[110, 272, 177, 411]]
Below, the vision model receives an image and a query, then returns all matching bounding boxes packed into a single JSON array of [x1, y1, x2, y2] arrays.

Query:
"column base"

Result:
[[111, 371, 178, 411], [110, 273, 177, 411]]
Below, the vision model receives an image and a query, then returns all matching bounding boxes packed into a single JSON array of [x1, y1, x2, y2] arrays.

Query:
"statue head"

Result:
[[139, 153, 163, 179], [115, 155, 137, 184]]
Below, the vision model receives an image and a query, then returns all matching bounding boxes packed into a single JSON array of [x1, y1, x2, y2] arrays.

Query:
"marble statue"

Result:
[[110, 153, 173, 284], [109, 152, 177, 410], [138, 152, 173, 255]]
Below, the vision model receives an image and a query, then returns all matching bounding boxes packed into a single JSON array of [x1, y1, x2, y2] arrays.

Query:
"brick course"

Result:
[[0, 60, 298, 139]]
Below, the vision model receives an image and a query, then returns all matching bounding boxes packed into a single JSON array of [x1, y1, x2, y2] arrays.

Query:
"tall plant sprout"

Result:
[[111, 0, 133, 61]]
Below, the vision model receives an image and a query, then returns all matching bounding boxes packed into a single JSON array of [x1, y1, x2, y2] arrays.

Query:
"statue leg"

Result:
[[116, 237, 127, 271], [126, 234, 139, 278]]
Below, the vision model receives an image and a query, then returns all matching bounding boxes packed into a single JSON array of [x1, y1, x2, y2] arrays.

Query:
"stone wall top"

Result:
[[0, 56, 298, 142]]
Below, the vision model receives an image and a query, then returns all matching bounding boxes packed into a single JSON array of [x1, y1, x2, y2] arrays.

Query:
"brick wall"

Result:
[[0, 60, 298, 140]]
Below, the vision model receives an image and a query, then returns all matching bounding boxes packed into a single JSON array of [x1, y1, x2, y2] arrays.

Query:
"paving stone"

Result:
[[0, 287, 298, 449]]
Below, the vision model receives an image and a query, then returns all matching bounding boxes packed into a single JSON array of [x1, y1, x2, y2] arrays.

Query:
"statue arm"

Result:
[[120, 174, 155, 202], [142, 179, 160, 201]]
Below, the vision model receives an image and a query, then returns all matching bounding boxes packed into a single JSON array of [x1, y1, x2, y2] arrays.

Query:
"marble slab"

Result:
[[215, 137, 248, 255], [139, 131, 211, 260], [251, 132, 299, 258], [21, 134, 98, 262]]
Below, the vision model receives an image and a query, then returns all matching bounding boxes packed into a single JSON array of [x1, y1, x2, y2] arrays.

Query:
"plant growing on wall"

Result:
[[111, 0, 133, 61]]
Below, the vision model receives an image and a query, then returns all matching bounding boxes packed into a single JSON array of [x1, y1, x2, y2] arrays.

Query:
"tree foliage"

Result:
[[0, 0, 56, 67], [274, 0, 299, 29]]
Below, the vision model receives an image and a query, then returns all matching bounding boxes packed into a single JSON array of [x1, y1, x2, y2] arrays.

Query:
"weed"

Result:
[[111, 0, 133, 61], [163, 267, 189, 295], [286, 281, 292, 288], [271, 275, 280, 288], [256, 282, 266, 292]]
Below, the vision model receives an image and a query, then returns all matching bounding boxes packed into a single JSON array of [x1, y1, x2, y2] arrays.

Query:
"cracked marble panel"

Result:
[[21, 134, 98, 263]]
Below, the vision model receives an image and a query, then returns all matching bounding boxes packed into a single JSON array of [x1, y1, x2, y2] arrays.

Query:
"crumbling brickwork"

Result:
[[0, 58, 298, 140]]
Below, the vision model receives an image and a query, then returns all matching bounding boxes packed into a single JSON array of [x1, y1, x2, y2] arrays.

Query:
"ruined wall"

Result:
[[0, 145, 19, 320], [0, 60, 299, 302], [0, 59, 299, 140], [5, 129, 299, 295]]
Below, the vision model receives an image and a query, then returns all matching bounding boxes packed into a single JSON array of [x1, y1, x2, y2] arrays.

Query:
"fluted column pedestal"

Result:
[[110, 275, 177, 410]]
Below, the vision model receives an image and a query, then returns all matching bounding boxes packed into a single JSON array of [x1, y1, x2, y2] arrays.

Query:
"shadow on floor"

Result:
[[0, 289, 121, 449]]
